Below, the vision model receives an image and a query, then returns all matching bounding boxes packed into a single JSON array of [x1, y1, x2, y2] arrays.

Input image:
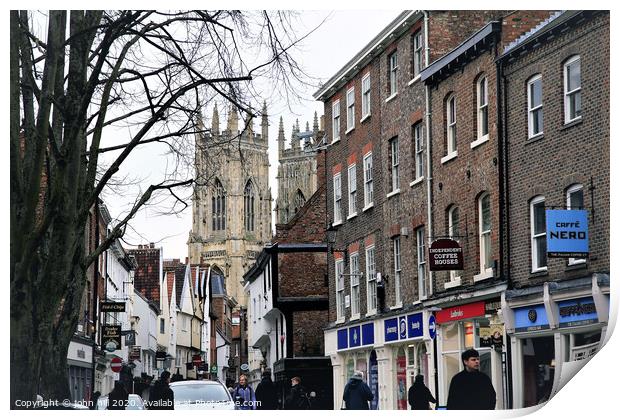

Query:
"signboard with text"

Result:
[[546, 210, 589, 258], [514, 304, 550, 333], [436, 302, 485, 323], [384, 312, 424, 342], [101, 301, 126, 312], [102, 325, 121, 352], [429, 239, 464, 271], [558, 297, 598, 328]]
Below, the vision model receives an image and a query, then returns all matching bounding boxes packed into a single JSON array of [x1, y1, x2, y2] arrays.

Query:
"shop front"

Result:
[[503, 274, 610, 409], [435, 298, 506, 409]]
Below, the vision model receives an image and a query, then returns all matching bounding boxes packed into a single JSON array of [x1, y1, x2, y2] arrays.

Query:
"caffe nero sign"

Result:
[[546, 209, 589, 258], [429, 239, 463, 271]]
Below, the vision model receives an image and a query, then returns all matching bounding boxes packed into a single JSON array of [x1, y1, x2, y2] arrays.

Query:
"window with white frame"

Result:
[[479, 193, 493, 276], [528, 75, 543, 138], [531, 196, 547, 272], [564, 56, 581, 123], [336, 258, 345, 319], [350, 253, 360, 317], [567, 184, 586, 265], [348, 164, 357, 217], [333, 172, 342, 224], [393, 236, 402, 306], [412, 30, 423, 78], [363, 153, 374, 207], [366, 246, 377, 313], [346, 87, 355, 131], [477, 76, 489, 139], [389, 51, 398, 96], [446, 94, 457, 155], [448, 206, 462, 283], [390, 137, 399, 192], [413, 123, 424, 179], [362, 74, 371, 118], [332, 100, 340, 142], [416, 227, 427, 300]]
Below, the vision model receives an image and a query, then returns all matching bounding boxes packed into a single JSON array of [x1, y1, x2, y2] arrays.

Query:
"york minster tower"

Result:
[[188, 102, 272, 308]]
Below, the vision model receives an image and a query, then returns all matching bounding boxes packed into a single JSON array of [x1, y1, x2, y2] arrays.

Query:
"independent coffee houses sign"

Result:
[[101, 301, 126, 312], [429, 239, 464, 271], [337, 323, 375, 351], [102, 325, 122, 352], [546, 209, 589, 258], [384, 312, 424, 342], [514, 304, 550, 333]]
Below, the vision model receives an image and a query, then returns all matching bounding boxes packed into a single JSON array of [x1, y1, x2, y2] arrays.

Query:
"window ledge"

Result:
[[331, 137, 341, 145], [386, 189, 401, 199], [345, 127, 355, 135], [526, 133, 544, 144], [471, 135, 489, 149], [335, 318, 346, 325], [408, 75, 421, 86], [561, 117, 583, 130], [410, 177, 424, 187], [385, 93, 398, 103], [441, 151, 458, 164], [444, 278, 462, 289], [362, 203, 374, 212], [473, 270, 494, 282], [349, 314, 361, 322], [390, 303, 403, 310], [366, 309, 377, 317], [347, 212, 358, 220], [528, 270, 548, 280], [566, 261, 587, 271], [360, 114, 371, 124], [332, 220, 343, 227]]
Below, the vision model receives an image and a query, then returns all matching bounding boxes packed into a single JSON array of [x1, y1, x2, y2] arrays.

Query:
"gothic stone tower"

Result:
[[188, 102, 272, 308], [275, 112, 323, 225]]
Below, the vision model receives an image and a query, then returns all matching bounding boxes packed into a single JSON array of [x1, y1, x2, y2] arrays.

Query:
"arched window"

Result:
[[211, 178, 226, 231], [294, 189, 306, 213], [244, 180, 255, 232]]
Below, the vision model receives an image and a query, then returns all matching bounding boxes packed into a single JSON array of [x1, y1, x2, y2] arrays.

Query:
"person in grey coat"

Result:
[[342, 371, 374, 410]]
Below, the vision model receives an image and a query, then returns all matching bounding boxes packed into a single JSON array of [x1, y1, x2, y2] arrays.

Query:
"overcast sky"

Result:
[[103, 10, 402, 260]]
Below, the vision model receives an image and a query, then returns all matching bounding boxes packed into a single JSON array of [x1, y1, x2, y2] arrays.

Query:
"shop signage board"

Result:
[[123, 330, 136, 346], [407, 313, 424, 338], [337, 323, 374, 350], [436, 302, 485, 323], [362, 323, 374, 346], [384, 312, 424, 342], [399, 317, 407, 340], [546, 209, 589, 258], [101, 301, 126, 312], [428, 315, 436, 340], [102, 325, 121, 352], [429, 239, 464, 271], [337, 329, 348, 350], [558, 297, 598, 328], [129, 346, 141, 361], [514, 304, 549, 333], [349, 326, 361, 348]]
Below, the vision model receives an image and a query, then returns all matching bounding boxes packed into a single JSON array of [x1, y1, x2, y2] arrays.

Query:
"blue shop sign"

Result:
[[546, 210, 589, 258], [349, 326, 362, 348], [407, 313, 424, 338], [385, 318, 399, 342], [362, 323, 375, 346], [399, 317, 407, 340], [337, 329, 348, 350], [515, 304, 550, 333], [558, 297, 598, 328]]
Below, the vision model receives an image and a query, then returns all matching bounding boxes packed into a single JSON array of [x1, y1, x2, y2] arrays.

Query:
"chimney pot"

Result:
[[150, 242, 155, 248]]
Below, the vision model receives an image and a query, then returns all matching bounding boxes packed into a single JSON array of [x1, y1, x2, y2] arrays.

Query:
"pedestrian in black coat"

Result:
[[255, 369, 278, 410], [408, 374, 437, 410], [342, 371, 374, 410], [447, 349, 496, 410], [108, 381, 128, 410], [148, 371, 174, 410], [284, 377, 310, 410]]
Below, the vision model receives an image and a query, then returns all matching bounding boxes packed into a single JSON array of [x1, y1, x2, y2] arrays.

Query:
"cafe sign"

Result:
[[429, 239, 464, 271], [546, 210, 589, 258]]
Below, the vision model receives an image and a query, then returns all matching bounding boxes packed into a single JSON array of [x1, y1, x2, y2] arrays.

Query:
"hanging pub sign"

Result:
[[102, 325, 122, 352], [101, 301, 126, 312], [129, 346, 141, 361], [429, 239, 464, 271], [546, 209, 589, 258]]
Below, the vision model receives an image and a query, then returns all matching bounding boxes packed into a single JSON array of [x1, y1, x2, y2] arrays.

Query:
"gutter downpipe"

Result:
[[423, 10, 440, 404]]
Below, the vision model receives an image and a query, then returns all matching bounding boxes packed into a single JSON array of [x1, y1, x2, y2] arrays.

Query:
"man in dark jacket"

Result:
[[284, 377, 310, 410], [255, 369, 278, 410], [108, 381, 129, 410], [408, 374, 437, 410], [342, 371, 373, 410], [148, 371, 174, 410], [447, 349, 496, 410]]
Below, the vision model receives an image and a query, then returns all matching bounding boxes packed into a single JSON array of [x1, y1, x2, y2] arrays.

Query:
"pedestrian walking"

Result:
[[284, 376, 310, 410], [408, 374, 437, 410], [447, 349, 496, 410], [148, 371, 174, 410], [231, 374, 256, 410], [90, 391, 101, 410], [140, 376, 153, 403], [255, 369, 278, 410], [342, 371, 373, 410], [108, 381, 129, 410]]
